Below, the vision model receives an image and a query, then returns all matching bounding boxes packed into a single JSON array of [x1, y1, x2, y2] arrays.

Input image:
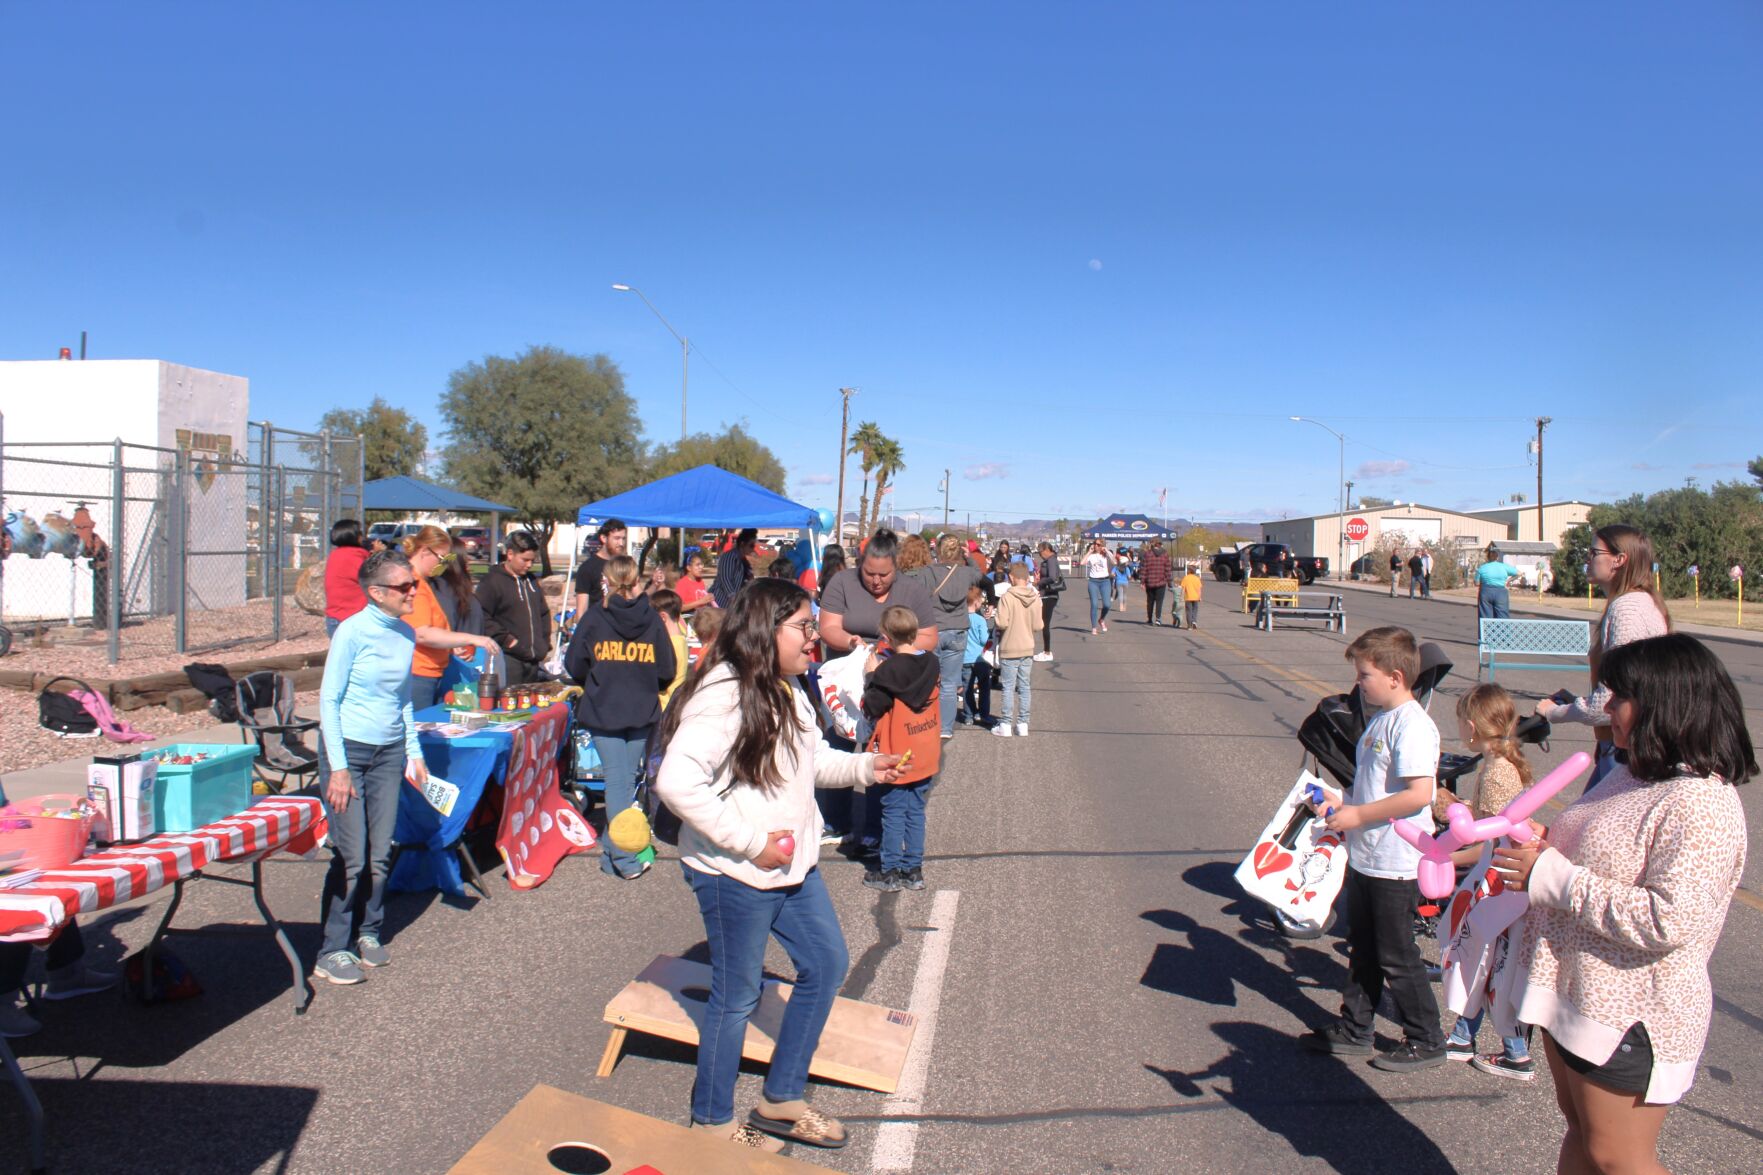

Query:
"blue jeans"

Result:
[[878, 779, 934, 872], [1448, 1007, 1529, 1061], [1582, 740, 1618, 794], [999, 657, 1032, 726], [1087, 578, 1111, 627], [325, 616, 341, 638], [684, 865, 848, 1125], [1478, 585, 1510, 619], [935, 629, 966, 736], [410, 674, 442, 712], [317, 737, 405, 956], [593, 728, 651, 877]]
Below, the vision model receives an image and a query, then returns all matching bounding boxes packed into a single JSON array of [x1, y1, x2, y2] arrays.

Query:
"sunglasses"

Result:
[[374, 579, 420, 595]]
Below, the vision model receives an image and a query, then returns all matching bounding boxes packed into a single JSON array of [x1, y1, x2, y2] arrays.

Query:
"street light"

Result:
[[612, 283, 688, 444], [1290, 416, 1346, 581]]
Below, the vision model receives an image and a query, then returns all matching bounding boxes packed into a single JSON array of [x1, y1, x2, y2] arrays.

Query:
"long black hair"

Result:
[[818, 544, 847, 602], [1600, 633, 1755, 785], [657, 578, 812, 791]]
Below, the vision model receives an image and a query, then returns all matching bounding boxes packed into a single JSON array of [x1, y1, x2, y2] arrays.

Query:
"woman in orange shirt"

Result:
[[402, 526, 500, 711]]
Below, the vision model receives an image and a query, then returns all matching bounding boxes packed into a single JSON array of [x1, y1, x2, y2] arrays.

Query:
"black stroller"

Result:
[[1285, 641, 1550, 936]]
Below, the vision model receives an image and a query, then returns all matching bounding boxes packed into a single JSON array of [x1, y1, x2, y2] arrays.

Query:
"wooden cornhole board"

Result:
[[599, 954, 917, 1094], [447, 1084, 828, 1174]]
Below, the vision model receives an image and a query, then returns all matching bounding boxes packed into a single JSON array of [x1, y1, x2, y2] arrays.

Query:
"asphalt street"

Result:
[[4, 578, 1761, 1174]]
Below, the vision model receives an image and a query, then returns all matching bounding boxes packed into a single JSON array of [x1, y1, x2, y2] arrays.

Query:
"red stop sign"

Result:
[[1345, 517, 1370, 542]]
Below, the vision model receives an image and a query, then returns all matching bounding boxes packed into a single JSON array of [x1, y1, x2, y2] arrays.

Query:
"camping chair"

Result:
[[234, 671, 320, 794]]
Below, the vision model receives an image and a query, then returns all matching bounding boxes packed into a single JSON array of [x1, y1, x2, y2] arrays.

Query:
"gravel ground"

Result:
[[0, 687, 324, 774]]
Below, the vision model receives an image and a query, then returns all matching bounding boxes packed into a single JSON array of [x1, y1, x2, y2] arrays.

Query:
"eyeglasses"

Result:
[[373, 579, 420, 595], [779, 618, 819, 638], [1589, 547, 1617, 559]]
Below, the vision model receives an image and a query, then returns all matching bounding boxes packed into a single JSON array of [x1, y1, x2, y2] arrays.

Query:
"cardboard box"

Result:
[[87, 756, 158, 842]]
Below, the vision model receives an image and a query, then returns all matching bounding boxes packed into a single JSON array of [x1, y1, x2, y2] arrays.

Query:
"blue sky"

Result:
[[4, 3, 1760, 525]]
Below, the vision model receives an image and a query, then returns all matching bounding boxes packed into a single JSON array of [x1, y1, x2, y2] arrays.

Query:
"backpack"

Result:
[[38, 676, 100, 737], [183, 662, 239, 723], [866, 686, 941, 785]]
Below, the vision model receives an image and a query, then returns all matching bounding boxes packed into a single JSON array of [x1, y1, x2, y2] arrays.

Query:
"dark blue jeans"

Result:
[[1339, 867, 1443, 1049], [878, 779, 934, 872], [1477, 585, 1510, 620], [936, 629, 965, 736], [317, 738, 405, 956], [410, 674, 442, 711], [960, 661, 991, 722], [684, 865, 849, 1125], [593, 728, 651, 877]]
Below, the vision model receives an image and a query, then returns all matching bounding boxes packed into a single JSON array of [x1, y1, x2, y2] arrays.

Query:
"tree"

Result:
[[1359, 495, 1395, 509], [867, 436, 905, 536], [849, 421, 885, 540], [1749, 455, 1763, 488], [645, 422, 785, 492], [315, 396, 428, 481], [1549, 480, 1763, 599], [439, 346, 644, 575]]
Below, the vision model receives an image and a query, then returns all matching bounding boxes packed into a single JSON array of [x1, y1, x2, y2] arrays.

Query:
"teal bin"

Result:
[[148, 744, 257, 832]]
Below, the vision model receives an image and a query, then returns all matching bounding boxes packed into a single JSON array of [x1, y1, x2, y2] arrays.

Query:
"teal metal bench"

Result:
[[1477, 618, 1591, 681], [1255, 590, 1345, 633]]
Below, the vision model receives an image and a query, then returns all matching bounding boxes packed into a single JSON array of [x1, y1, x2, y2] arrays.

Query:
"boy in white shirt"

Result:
[[1300, 626, 1446, 1071]]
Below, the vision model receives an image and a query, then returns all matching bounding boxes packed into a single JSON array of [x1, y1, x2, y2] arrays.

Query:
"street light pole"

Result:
[[941, 469, 950, 529], [612, 283, 688, 444], [1291, 416, 1347, 581]]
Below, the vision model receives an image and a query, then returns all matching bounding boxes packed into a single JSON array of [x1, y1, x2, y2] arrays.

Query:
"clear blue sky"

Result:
[[4, 3, 1759, 525]]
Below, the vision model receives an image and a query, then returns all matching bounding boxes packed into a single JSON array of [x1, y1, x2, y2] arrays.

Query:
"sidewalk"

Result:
[[0, 719, 243, 806], [1322, 576, 1763, 648]]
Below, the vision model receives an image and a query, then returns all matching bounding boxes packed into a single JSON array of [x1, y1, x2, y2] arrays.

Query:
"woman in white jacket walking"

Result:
[[654, 578, 902, 1154]]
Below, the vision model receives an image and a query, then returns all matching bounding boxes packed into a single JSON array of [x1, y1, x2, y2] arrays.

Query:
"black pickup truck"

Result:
[[1211, 543, 1330, 585]]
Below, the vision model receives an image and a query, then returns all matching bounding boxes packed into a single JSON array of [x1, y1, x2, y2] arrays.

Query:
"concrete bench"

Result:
[[1255, 590, 1345, 633], [1241, 577, 1300, 613], [1477, 618, 1591, 681]]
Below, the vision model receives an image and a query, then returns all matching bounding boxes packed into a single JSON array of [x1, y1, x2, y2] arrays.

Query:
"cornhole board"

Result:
[[447, 1084, 827, 1174], [599, 954, 917, 1094], [1234, 770, 1348, 935]]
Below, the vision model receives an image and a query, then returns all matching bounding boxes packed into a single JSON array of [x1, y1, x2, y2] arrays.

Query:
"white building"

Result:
[[1260, 502, 1512, 573], [1467, 500, 1593, 546]]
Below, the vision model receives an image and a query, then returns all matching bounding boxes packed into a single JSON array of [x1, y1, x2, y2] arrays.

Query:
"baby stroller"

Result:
[[1282, 642, 1550, 936]]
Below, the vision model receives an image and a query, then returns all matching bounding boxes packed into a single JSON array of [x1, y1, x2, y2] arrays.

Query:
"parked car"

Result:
[[1210, 543, 1329, 585], [449, 526, 494, 560], [365, 522, 424, 549]]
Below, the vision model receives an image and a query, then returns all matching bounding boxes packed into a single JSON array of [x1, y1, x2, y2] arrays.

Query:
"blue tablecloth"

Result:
[[387, 706, 515, 895]]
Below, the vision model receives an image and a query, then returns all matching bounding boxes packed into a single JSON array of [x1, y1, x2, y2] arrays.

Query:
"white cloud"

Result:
[[1631, 462, 1664, 472], [1088, 259, 1103, 271], [964, 463, 1009, 480], [795, 472, 834, 486], [1692, 461, 1742, 471], [1354, 459, 1411, 480]]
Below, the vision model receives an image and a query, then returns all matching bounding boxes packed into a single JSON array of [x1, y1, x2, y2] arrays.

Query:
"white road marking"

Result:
[[870, 888, 961, 1173]]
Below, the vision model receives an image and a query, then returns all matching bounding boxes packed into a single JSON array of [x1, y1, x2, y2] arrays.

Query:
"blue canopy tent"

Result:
[[1082, 512, 1174, 543], [363, 476, 516, 552]]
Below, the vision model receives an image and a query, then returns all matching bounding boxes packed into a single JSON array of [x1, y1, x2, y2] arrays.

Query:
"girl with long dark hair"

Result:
[[654, 579, 902, 1153]]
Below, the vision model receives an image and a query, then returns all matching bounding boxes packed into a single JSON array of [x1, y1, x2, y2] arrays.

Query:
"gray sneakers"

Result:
[[313, 950, 366, 985], [356, 935, 390, 968], [44, 961, 120, 1001]]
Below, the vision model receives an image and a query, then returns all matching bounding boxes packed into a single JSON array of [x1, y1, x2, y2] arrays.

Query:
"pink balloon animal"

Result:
[[1391, 751, 1593, 898]]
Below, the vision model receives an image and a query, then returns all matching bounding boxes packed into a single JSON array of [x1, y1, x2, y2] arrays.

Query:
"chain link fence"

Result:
[[1, 421, 363, 664]]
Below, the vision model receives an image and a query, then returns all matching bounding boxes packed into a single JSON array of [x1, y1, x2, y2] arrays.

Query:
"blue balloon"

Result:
[[816, 507, 835, 532]]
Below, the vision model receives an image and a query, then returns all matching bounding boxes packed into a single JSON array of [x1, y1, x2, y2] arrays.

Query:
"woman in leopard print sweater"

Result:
[[1496, 634, 1753, 1174]]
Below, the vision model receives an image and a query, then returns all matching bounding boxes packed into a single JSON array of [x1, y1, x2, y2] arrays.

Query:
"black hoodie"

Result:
[[475, 562, 551, 666], [860, 648, 940, 722], [564, 592, 677, 732]]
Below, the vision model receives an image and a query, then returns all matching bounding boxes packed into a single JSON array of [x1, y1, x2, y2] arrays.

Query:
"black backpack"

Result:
[[39, 676, 99, 736], [183, 662, 239, 723]]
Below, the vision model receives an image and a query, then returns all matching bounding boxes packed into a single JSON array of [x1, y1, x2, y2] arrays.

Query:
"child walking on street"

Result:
[[992, 563, 1043, 738], [1179, 566, 1203, 630], [860, 606, 941, 892], [1300, 626, 1446, 1070], [1436, 684, 1535, 1080], [957, 586, 993, 728]]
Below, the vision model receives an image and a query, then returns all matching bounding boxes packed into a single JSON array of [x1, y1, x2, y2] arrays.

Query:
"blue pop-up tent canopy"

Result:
[[575, 465, 816, 529], [1083, 512, 1174, 541], [364, 476, 514, 515]]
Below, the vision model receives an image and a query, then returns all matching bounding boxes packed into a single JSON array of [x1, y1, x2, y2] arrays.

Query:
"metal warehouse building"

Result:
[[1258, 499, 1593, 576]]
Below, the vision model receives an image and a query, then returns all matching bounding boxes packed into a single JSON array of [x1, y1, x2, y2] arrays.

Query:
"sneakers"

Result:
[[1100, 621, 1108, 632], [1298, 1023, 1374, 1055], [1444, 1035, 1477, 1062], [819, 828, 846, 846], [356, 935, 390, 968], [1015, 724, 1029, 738], [863, 867, 903, 892], [1033, 652, 1053, 662], [313, 950, 366, 985], [0, 997, 41, 1039], [1370, 1039, 1448, 1072], [44, 960, 120, 1000], [991, 724, 1013, 738], [902, 867, 926, 891], [613, 859, 653, 881], [1091, 627, 1099, 636], [1471, 1053, 1536, 1082], [940, 731, 953, 741]]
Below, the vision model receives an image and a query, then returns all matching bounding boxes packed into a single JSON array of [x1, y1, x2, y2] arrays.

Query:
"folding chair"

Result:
[[234, 671, 320, 794]]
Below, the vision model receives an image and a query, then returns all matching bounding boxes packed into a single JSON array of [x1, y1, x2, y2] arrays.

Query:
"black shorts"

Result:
[[1550, 1022, 1654, 1095]]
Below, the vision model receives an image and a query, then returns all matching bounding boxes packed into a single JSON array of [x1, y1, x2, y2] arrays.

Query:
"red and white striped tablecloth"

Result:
[[0, 797, 328, 943]]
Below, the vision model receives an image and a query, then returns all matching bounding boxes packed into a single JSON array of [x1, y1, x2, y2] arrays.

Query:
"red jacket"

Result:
[[1139, 549, 1174, 588]]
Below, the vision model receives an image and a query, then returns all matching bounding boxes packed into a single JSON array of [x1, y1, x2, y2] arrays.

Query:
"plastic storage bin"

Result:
[[0, 794, 95, 870], [148, 744, 257, 832]]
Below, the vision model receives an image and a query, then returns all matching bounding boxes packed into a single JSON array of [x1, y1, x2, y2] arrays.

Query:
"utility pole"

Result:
[[942, 469, 950, 529], [835, 387, 855, 545], [1535, 416, 1551, 543]]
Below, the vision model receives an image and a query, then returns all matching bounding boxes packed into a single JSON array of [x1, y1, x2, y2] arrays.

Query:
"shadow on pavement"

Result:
[[1139, 909, 1341, 1023]]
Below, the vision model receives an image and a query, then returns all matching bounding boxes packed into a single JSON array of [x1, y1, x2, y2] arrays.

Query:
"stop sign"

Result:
[[1345, 517, 1370, 542]]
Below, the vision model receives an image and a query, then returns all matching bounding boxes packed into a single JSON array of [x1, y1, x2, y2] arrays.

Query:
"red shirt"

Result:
[[797, 567, 818, 596], [676, 574, 710, 609], [324, 546, 371, 622]]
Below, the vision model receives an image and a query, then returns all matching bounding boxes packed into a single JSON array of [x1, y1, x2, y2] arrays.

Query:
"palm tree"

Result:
[[868, 436, 905, 536], [849, 420, 884, 542]]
